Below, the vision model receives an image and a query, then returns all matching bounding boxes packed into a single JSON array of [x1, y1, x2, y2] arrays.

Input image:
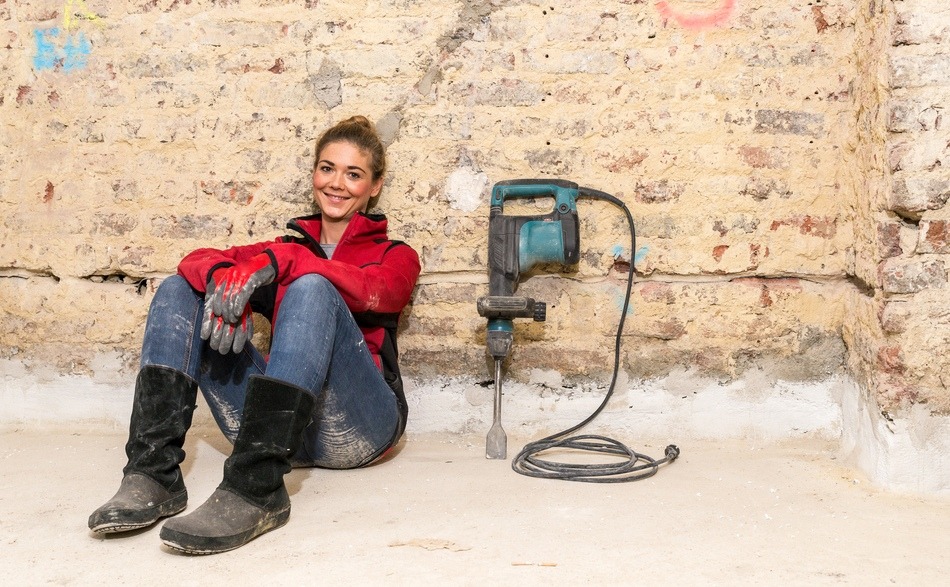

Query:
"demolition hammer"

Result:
[[476, 179, 580, 460], [476, 179, 680, 481]]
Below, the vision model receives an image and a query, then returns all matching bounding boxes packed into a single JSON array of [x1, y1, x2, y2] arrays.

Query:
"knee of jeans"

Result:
[[148, 276, 202, 326], [285, 273, 338, 303], [154, 274, 196, 303]]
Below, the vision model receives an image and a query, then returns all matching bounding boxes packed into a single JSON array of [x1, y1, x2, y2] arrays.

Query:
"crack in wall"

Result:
[[416, 269, 866, 287], [0, 269, 153, 294]]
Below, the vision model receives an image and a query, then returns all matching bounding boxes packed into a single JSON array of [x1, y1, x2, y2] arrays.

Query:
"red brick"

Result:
[[740, 177, 791, 201], [769, 215, 836, 238], [599, 149, 647, 172], [637, 282, 675, 304], [812, 6, 830, 33], [890, 54, 950, 89], [876, 346, 905, 375], [918, 220, 950, 253], [877, 221, 903, 258], [712, 245, 729, 262], [16, 85, 31, 106], [738, 145, 786, 169]]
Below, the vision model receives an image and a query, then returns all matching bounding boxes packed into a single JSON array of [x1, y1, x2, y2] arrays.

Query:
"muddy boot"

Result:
[[160, 375, 315, 554], [88, 365, 198, 533]]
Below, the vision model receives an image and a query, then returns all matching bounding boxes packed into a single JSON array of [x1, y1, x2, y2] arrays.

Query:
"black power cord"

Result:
[[510, 187, 680, 482]]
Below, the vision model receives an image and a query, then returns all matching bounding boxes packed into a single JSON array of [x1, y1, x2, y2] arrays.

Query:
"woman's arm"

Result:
[[176, 240, 278, 292], [266, 241, 421, 314]]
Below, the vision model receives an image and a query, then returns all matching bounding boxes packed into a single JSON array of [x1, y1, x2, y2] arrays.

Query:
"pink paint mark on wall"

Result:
[[654, 0, 736, 30]]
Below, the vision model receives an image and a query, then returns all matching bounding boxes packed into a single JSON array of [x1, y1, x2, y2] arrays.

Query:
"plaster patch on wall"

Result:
[[0, 354, 131, 427], [306, 58, 343, 109], [839, 383, 950, 494], [446, 165, 488, 212], [0, 354, 220, 432], [404, 370, 845, 442]]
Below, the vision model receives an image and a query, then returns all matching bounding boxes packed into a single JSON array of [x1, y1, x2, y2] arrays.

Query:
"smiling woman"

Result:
[[313, 141, 384, 243], [88, 115, 421, 555]]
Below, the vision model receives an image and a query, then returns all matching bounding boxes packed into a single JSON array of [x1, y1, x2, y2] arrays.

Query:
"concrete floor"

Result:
[[3, 428, 950, 586]]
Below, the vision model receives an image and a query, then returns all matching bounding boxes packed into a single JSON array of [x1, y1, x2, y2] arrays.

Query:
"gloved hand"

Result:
[[203, 303, 255, 355], [199, 253, 275, 355], [206, 253, 277, 323]]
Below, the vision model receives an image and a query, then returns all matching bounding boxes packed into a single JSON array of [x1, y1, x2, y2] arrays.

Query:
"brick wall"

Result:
[[0, 2, 946, 432], [844, 0, 950, 414]]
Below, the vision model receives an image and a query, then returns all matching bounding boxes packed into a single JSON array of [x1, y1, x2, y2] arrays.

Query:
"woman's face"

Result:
[[312, 141, 382, 223]]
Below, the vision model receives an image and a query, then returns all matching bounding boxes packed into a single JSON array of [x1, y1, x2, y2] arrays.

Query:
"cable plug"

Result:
[[665, 445, 681, 461]]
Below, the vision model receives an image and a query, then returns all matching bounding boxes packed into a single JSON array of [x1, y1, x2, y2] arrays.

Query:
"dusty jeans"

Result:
[[140, 273, 400, 468]]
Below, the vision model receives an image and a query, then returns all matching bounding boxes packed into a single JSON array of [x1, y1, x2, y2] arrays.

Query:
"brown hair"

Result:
[[314, 115, 387, 183]]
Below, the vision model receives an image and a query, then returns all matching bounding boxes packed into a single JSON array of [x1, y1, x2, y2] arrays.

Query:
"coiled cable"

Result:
[[510, 187, 680, 482]]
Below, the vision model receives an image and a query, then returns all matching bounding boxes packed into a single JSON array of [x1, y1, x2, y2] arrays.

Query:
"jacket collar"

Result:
[[287, 212, 388, 248]]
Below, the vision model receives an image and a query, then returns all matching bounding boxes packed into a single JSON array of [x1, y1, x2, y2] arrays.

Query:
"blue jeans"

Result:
[[140, 274, 400, 469]]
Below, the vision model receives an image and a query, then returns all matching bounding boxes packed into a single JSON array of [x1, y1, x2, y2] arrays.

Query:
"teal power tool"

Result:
[[476, 179, 580, 459], [476, 178, 680, 481]]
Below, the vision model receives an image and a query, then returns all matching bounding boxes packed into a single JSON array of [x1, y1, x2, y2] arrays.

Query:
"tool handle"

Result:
[[491, 179, 578, 213]]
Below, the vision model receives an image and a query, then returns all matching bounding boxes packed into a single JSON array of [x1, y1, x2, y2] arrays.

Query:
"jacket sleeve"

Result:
[[176, 240, 278, 293], [264, 241, 421, 314]]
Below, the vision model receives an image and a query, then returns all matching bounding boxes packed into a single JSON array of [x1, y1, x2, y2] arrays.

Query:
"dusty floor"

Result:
[[3, 428, 949, 586]]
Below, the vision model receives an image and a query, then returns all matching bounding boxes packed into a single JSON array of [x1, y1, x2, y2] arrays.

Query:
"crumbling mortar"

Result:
[[415, 269, 860, 286]]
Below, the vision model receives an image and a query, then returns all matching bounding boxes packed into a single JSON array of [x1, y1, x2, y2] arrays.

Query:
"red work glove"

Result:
[[199, 253, 275, 354], [206, 253, 277, 323], [204, 304, 255, 355]]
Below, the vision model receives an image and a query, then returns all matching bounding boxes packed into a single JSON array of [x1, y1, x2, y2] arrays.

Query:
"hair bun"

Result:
[[343, 115, 373, 130]]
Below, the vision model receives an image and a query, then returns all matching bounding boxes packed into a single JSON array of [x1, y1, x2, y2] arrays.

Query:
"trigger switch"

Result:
[[533, 302, 546, 322]]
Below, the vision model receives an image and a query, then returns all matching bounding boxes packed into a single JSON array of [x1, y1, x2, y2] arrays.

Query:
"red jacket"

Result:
[[177, 212, 421, 430]]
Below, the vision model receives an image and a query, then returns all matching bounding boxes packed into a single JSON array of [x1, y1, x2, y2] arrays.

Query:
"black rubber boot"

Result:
[[159, 375, 315, 554], [88, 365, 198, 533]]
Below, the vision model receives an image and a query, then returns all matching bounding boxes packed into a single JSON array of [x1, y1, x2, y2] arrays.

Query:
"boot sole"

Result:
[[160, 508, 290, 555], [89, 492, 188, 534]]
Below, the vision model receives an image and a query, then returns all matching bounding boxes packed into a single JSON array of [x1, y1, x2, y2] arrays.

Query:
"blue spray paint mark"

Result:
[[33, 27, 92, 72], [612, 244, 650, 265], [634, 246, 649, 264], [609, 244, 649, 315], [33, 28, 60, 70], [63, 31, 92, 71]]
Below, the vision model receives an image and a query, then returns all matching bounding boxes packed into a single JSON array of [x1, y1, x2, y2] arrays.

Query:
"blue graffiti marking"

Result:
[[634, 246, 649, 264], [612, 244, 650, 265], [609, 245, 649, 315], [63, 31, 91, 71], [33, 29, 59, 70], [33, 27, 92, 72]]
